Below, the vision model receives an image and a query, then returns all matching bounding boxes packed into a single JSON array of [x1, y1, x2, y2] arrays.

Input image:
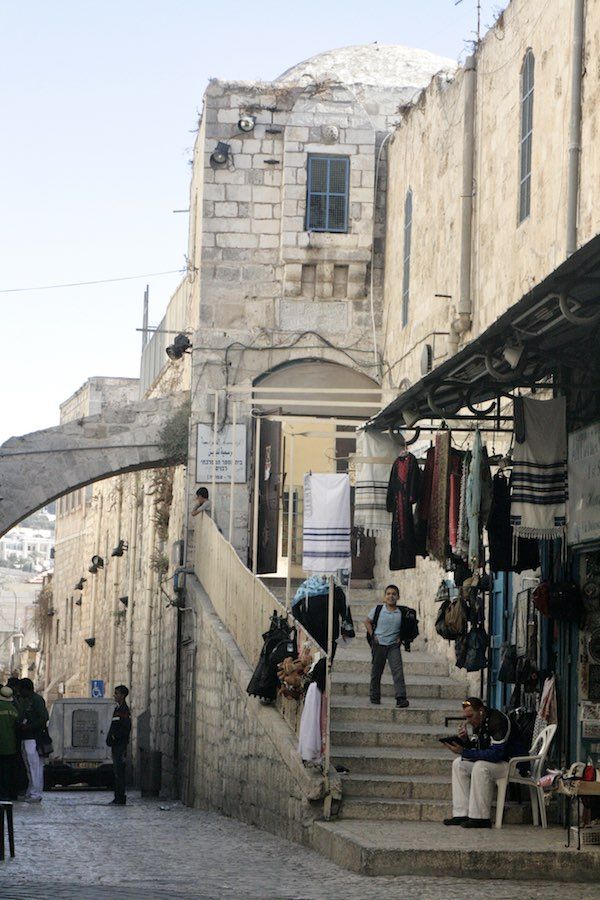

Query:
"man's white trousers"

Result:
[[22, 739, 44, 799], [452, 756, 509, 819]]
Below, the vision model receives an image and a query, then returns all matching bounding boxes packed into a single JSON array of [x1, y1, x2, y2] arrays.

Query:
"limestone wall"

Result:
[[186, 575, 331, 844]]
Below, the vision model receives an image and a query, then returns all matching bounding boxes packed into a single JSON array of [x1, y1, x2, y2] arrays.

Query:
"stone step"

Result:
[[338, 796, 532, 823], [311, 821, 596, 882], [330, 746, 452, 776], [331, 672, 467, 700], [331, 721, 456, 749], [333, 652, 449, 678], [342, 773, 453, 801], [330, 696, 462, 726]]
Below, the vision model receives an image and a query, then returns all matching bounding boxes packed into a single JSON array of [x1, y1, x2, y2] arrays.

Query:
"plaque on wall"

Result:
[[196, 424, 247, 484]]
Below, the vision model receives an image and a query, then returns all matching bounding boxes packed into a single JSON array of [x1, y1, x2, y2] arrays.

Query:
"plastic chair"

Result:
[[494, 723, 557, 829]]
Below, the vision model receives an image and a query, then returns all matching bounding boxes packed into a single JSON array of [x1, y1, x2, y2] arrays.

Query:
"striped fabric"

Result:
[[302, 473, 351, 573], [354, 431, 404, 536], [510, 396, 567, 540]]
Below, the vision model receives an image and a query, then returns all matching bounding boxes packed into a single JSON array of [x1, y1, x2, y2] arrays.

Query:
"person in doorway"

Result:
[[365, 584, 408, 709], [16, 677, 48, 803], [191, 487, 210, 517], [106, 684, 131, 806], [443, 696, 520, 828], [0, 685, 19, 800]]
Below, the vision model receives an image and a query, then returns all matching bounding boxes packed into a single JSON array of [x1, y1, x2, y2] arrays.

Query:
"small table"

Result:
[[557, 781, 600, 850]]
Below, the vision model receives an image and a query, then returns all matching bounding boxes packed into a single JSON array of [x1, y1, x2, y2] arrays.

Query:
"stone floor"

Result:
[[1, 792, 600, 899]]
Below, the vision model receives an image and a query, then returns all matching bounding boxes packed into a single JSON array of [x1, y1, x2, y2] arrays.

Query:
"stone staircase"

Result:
[[331, 588, 466, 823]]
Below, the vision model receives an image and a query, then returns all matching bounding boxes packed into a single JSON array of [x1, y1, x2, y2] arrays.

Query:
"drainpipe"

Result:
[[448, 55, 477, 357], [126, 474, 140, 692], [566, 0, 585, 257], [108, 479, 123, 691], [143, 515, 157, 712], [86, 494, 103, 686]]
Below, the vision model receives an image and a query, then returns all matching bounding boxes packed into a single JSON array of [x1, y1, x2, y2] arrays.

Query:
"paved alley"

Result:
[[0, 792, 599, 900]]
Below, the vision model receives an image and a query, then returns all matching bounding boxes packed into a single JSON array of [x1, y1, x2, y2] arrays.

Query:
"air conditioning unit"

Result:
[[420, 343, 434, 375]]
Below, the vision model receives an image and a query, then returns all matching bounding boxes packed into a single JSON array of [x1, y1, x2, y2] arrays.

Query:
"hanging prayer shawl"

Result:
[[427, 430, 451, 565], [510, 397, 567, 541], [354, 431, 404, 536], [302, 473, 351, 573]]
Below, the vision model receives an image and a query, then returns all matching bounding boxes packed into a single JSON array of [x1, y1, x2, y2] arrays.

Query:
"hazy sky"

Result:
[[1, 1, 506, 445]]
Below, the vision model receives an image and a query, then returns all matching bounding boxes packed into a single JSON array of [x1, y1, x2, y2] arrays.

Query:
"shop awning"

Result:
[[369, 233, 600, 430]]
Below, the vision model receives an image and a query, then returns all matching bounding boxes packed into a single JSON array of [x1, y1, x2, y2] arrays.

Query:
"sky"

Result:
[[0, 0, 507, 445]]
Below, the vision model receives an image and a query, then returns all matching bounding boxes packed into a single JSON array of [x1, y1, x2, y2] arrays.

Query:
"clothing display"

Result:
[[455, 451, 471, 559], [298, 682, 323, 763], [291, 575, 329, 609], [448, 449, 463, 552], [354, 431, 405, 536], [487, 471, 512, 572], [293, 586, 350, 655], [466, 430, 493, 568], [427, 431, 451, 565], [302, 473, 351, 573], [415, 445, 435, 557], [386, 451, 422, 570], [532, 674, 558, 743], [510, 396, 567, 541]]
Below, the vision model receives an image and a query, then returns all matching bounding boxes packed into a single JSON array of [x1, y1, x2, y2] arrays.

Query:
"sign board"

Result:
[[72, 708, 99, 748], [196, 424, 247, 484], [90, 679, 105, 699], [568, 423, 600, 545]]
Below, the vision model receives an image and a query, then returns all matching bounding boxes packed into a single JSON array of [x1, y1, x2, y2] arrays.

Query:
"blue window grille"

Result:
[[306, 155, 350, 232], [401, 189, 413, 328], [519, 49, 534, 224]]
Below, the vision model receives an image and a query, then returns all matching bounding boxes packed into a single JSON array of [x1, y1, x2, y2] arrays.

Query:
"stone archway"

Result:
[[0, 393, 189, 537]]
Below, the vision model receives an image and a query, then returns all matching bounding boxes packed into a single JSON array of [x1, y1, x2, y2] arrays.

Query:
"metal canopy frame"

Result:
[[369, 232, 600, 431]]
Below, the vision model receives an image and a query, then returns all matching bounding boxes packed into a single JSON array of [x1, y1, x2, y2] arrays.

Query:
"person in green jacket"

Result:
[[0, 685, 20, 800], [17, 678, 48, 802]]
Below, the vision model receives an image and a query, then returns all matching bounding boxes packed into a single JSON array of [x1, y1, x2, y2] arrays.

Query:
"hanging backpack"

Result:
[[444, 598, 469, 639], [464, 625, 488, 672], [435, 600, 455, 640], [399, 605, 419, 651]]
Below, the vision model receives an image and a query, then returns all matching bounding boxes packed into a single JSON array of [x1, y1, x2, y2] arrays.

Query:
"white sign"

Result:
[[568, 422, 600, 545], [196, 424, 247, 484]]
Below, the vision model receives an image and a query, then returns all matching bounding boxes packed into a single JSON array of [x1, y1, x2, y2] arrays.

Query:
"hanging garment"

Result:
[[302, 473, 351, 573], [354, 431, 405, 536], [466, 431, 492, 569], [415, 445, 435, 557], [292, 575, 329, 609], [386, 452, 422, 570], [427, 431, 451, 565], [298, 682, 323, 763], [487, 471, 513, 572], [293, 586, 349, 654], [532, 674, 558, 743], [455, 450, 471, 559], [448, 449, 464, 551], [510, 396, 567, 541]]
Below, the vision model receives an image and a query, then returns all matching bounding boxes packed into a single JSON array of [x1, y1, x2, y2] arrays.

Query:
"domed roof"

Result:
[[275, 43, 455, 88]]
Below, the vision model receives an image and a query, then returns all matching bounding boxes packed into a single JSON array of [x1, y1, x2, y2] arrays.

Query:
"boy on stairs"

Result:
[[365, 584, 409, 709]]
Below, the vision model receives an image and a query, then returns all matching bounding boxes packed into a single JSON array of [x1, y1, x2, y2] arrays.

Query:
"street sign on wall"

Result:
[[90, 679, 105, 698], [568, 422, 600, 545], [196, 424, 247, 484]]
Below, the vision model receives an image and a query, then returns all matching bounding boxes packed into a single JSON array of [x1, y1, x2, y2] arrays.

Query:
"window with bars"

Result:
[[401, 189, 413, 327], [519, 49, 535, 224], [306, 155, 350, 232]]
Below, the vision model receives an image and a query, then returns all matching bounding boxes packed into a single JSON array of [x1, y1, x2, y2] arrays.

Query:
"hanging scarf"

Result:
[[292, 575, 329, 609], [302, 473, 351, 573], [510, 396, 567, 541], [455, 450, 471, 559], [427, 430, 451, 565], [354, 430, 404, 536]]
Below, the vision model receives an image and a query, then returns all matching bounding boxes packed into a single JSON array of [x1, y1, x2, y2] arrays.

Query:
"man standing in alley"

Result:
[[17, 677, 48, 803], [106, 684, 131, 806], [365, 584, 409, 709], [0, 685, 19, 800]]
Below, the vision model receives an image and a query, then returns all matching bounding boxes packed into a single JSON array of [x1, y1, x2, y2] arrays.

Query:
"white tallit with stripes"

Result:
[[354, 430, 403, 536], [302, 473, 351, 573], [510, 396, 567, 541]]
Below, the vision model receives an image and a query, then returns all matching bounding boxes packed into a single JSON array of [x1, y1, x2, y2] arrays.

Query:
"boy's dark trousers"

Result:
[[370, 642, 407, 702], [112, 745, 127, 803]]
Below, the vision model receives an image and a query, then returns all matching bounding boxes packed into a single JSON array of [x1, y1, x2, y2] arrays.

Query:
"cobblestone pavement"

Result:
[[0, 792, 599, 900]]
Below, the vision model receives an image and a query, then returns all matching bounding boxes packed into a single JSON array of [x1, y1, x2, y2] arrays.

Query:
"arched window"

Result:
[[519, 49, 535, 223], [401, 189, 413, 327]]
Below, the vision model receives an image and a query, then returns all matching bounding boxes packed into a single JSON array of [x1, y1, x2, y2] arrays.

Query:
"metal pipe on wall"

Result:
[[143, 515, 157, 712], [108, 480, 123, 691], [566, 0, 585, 256], [126, 473, 140, 693], [86, 494, 104, 686]]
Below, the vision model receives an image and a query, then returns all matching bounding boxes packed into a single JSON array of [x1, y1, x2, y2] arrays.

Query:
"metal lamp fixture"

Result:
[[238, 114, 256, 132], [111, 539, 128, 557], [210, 141, 230, 166], [89, 555, 104, 574], [74, 577, 87, 591], [84, 637, 96, 648], [165, 333, 192, 360]]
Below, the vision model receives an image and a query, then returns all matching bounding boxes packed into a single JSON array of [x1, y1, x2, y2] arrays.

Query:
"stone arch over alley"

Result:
[[0, 393, 189, 537]]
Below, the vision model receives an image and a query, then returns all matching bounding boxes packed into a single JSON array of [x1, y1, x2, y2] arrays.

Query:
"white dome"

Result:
[[276, 43, 455, 89]]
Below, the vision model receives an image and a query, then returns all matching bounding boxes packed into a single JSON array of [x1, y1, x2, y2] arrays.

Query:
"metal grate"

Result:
[[306, 155, 350, 232], [519, 50, 534, 224]]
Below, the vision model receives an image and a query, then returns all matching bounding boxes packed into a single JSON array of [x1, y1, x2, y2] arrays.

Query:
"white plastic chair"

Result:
[[494, 723, 557, 829]]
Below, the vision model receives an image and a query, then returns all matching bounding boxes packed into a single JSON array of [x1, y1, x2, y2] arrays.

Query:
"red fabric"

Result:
[[448, 449, 463, 549]]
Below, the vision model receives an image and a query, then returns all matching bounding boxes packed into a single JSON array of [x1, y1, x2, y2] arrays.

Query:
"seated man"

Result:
[[443, 696, 519, 829]]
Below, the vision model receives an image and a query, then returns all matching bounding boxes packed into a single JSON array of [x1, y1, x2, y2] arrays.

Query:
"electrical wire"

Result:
[[0, 269, 186, 294]]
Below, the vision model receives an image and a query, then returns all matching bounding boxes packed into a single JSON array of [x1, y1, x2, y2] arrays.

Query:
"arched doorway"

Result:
[[250, 360, 381, 579]]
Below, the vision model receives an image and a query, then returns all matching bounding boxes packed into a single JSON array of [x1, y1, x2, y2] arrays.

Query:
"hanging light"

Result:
[[238, 114, 256, 132], [165, 333, 192, 360], [111, 540, 128, 557], [84, 637, 96, 648], [91, 555, 104, 568], [210, 141, 230, 166], [74, 577, 87, 591]]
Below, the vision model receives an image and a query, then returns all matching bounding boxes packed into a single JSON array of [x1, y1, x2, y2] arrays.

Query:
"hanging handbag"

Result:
[[498, 604, 518, 683], [464, 625, 488, 672], [444, 598, 468, 638], [532, 581, 551, 617], [435, 600, 455, 640], [435, 580, 450, 603], [455, 634, 468, 669], [36, 726, 54, 758], [515, 655, 539, 693], [548, 582, 583, 624]]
